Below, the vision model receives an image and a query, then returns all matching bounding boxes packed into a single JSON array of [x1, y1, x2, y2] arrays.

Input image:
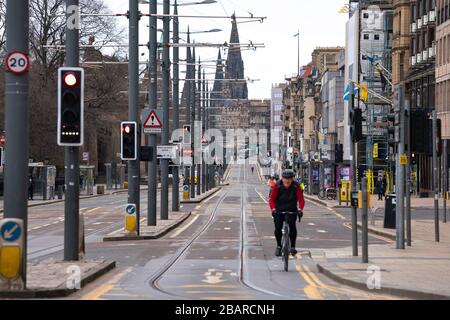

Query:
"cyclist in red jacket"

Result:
[[269, 170, 305, 257]]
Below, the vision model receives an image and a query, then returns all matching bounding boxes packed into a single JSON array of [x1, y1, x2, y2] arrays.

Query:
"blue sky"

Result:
[[104, 0, 348, 99]]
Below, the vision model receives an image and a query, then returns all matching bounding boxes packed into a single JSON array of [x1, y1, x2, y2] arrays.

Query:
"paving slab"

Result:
[[0, 259, 115, 298]]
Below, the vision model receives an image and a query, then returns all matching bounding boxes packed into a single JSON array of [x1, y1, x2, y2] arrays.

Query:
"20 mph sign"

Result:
[[5, 51, 30, 75]]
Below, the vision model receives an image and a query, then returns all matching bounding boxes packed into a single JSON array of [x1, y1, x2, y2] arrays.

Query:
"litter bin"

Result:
[[384, 194, 396, 229], [97, 185, 105, 195]]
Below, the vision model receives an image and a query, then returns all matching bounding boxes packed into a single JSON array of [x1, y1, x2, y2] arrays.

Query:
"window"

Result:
[[374, 34, 380, 41], [364, 34, 369, 40], [363, 12, 369, 19]]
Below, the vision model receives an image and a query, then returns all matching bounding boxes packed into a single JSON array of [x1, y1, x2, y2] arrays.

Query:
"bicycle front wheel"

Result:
[[283, 225, 290, 272]]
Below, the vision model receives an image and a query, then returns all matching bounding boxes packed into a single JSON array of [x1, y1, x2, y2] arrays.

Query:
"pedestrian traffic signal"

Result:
[[57, 67, 84, 146], [121, 122, 137, 160]]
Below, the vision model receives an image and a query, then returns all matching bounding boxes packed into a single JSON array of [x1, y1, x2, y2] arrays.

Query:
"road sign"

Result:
[[126, 204, 136, 215], [5, 51, 30, 75], [0, 221, 22, 242], [400, 154, 408, 165], [142, 109, 163, 134], [157, 145, 178, 160], [82, 152, 89, 161]]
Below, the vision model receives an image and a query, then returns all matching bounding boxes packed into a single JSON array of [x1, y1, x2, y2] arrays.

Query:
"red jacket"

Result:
[[269, 182, 305, 212]]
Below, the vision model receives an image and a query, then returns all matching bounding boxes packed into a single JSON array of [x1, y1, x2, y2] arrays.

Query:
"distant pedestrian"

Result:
[[375, 177, 383, 201], [251, 167, 255, 174], [382, 176, 387, 197], [28, 175, 34, 201]]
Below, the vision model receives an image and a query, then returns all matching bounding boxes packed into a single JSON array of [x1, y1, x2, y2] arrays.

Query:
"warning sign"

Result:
[[141, 109, 163, 134], [400, 154, 408, 166]]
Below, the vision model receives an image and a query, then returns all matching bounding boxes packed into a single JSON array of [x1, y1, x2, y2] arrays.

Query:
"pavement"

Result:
[[314, 218, 450, 299], [0, 260, 115, 298], [304, 192, 448, 210]]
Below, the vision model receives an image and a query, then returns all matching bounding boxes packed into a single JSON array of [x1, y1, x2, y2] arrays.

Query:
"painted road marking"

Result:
[[317, 229, 328, 234], [296, 264, 323, 300], [81, 267, 132, 300], [170, 215, 199, 238], [86, 207, 102, 214], [254, 188, 268, 204]]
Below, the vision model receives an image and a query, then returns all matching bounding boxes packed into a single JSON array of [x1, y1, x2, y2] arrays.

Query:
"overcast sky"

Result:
[[104, 0, 348, 100]]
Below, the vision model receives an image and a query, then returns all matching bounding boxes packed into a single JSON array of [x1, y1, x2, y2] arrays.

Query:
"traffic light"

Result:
[[411, 152, 417, 166], [121, 122, 137, 160], [57, 67, 84, 146], [335, 144, 344, 163], [350, 108, 363, 142], [183, 125, 191, 144]]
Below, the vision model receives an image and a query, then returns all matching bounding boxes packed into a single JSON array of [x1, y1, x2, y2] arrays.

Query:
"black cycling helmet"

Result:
[[282, 170, 295, 179]]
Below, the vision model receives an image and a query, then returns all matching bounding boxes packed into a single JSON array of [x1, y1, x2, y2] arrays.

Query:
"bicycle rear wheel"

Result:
[[317, 190, 326, 200], [282, 225, 290, 272]]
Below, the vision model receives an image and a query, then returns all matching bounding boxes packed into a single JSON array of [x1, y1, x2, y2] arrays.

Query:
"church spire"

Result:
[[225, 15, 248, 99]]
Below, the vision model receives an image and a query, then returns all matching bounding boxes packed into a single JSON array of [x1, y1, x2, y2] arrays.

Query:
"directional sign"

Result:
[[125, 204, 136, 215], [5, 51, 30, 75], [143, 109, 163, 134], [157, 145, 178, 160], [0, 221, 22, 242]]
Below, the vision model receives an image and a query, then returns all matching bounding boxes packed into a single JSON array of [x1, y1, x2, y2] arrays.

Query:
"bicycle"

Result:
[[278, 211, 298, 272], [317, 188, 337, 201]]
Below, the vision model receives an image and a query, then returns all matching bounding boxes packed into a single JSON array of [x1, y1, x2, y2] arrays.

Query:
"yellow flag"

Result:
[[355, 83, 369, 102]]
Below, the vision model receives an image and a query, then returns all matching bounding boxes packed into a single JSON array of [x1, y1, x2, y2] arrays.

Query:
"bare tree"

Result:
[[29, 0, 125, 78], [0, 0, 7, 55]]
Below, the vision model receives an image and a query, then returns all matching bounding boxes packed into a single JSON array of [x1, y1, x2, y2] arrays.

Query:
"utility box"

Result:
[[384, 194, 397, 229]]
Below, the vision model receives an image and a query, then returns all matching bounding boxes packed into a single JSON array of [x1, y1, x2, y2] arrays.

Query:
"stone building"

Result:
[[436, 0, 450, 139]]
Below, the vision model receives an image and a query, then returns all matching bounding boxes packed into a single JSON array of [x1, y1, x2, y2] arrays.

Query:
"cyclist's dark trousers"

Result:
[[274, 213, 297, 248]]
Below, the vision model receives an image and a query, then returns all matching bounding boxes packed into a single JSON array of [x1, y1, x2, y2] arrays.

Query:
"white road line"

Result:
[[254, 188, 268, 204], [316, 229, 328, 234], [170, 215, 199, 238], [86, 207, 102, 213]]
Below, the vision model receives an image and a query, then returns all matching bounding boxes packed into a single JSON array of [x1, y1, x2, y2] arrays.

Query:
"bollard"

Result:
[[125, 204, 137, 235], [58, 185, 64, 200], [0, 219, 25, 290]]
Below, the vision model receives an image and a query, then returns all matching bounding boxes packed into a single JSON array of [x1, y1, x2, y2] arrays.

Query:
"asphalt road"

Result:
[[54, 164, 396, 300]]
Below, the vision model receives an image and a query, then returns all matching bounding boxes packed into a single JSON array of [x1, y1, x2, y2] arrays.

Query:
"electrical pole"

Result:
[[148, 0, 158, 225], [4, 0, 30, 283], [349, 82, 358, 257], [190, 45, 196, 198], [197, 57, 202, 196], [202, 69, 207, 194], [160, 0, 170, 220], [184, 29, 191, 187], [64, 0, 81, 260], [432, 110, 440, 242], [127, 0, 141, 233], [172, 0, 180, 212], [395, 85, 405, 250]]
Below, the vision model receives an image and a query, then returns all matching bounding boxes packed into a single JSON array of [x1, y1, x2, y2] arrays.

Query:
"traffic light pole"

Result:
[[64, 0, 81, 261], [172, 0, 180, 212], [395, 85, 405, 250], [202, 70, 207, 194], [128, 0, 141, 233], [4, 0, 30, 283], [148, 0, 158, 225], [349, 82, 358, 257], [432, 110, 440, 242], [406, 99, 412, 246], [185, 30, 192, 186], [160, 0, 170, 220], [443, 140, 448, 224]]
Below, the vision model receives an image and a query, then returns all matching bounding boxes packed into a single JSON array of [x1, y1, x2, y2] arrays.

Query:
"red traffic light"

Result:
[[122, 125, 132, 134], [64, 73, 78, 87]]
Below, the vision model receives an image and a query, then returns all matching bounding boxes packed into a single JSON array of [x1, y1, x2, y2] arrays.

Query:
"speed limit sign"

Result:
[[5, 51, 30, 75]]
